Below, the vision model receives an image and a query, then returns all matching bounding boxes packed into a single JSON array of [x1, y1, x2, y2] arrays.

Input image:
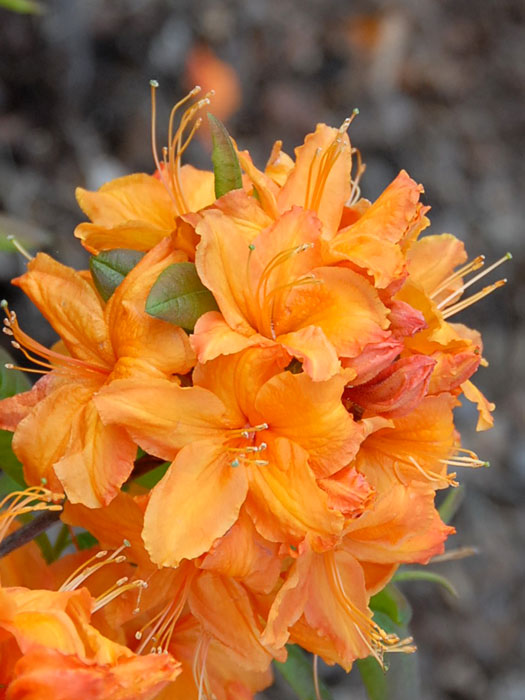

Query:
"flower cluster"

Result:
[[0, 87, 505, 698]]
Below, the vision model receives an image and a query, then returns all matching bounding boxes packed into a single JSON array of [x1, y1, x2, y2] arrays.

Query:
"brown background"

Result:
[[0, 1, 523, 698]]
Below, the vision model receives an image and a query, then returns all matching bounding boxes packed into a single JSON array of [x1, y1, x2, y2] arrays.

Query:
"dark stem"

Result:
[[0, 510, 61, 559]]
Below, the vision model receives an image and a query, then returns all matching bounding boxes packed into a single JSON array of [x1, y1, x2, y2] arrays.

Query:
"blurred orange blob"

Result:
[[184, 44, 241, 138]]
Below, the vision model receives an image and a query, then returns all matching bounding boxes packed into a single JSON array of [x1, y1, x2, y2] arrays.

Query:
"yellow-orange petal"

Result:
[[143, 441, 249, 567], [94, 378, 230, 461], [11, 375, 103, 492], [255, 370, 363, 477], [326, 233, 405, 288], [191, 312, 272, 364], [245, 438, 343, 551], [13, 254, 114, 368], [461, 379, 495, 431], [277, 124, 351, 236], [341, 170, 424, 244], [105, 237, 195, 376], [343, 484, 453, 564], [53, 400, 137, 508], [355, 393, 458, 491], [188, 572, 282, 671], [75, 173, 175, 230]]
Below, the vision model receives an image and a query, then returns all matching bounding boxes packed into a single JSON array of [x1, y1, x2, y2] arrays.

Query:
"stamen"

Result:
[[348, 145, 366, 207], [313, 655, 321, 700], [6, 235, 33, 261], [431, 255, 485, 299], [437, 253, 511, 310], [441, 279, 506, 319], [408, 456, 458, 487], [60, 540, 131, 592], [0, 487, 63, 544], [93, 578, 148, 613], [1, 302, 108, 377]]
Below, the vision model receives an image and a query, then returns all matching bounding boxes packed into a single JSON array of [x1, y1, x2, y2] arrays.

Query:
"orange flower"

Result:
[[192, 202, 390, 380], [94, 348, 364, 566], [0, 239, 194, 507], [75, 86, 215, 255]]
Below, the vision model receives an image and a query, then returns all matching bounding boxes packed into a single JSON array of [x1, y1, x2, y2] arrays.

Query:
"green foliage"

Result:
[[90, 249, 144, 302], [394, 569, 458, 597], [208, 113, 243, 198], [274, 645, 333, 700], [133, 461, 170, 489], [0, 348, 30, 486], [0, 0, 44, 15], [357, 584, 421, 700], [145, 262, 218, 331]]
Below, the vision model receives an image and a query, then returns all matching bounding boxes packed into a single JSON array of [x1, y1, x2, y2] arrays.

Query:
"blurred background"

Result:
[[0, 1, 523, 698]]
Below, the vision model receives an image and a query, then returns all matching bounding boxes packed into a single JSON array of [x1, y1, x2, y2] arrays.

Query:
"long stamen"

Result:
[[437, 253, 511, 310], [93, 578, 148, 613], [60, 540, 131, 592], [0, 487, 63, 544], [6, 235, 33, 261], [1, 301, 109, 376], [442, 279, 506, 319], [408, 456, 458, 487], [430, 256, 485, 299]]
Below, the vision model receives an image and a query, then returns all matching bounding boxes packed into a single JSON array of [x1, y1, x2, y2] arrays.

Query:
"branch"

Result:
[[0, 510, 61, 559]]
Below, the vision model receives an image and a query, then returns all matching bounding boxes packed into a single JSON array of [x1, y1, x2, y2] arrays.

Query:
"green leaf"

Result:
[[0, 0, 44, 14], [438, 485, 465, 524], [145, 262, 218, 331], [133, 461, 170, 489], [208, 113, 243, 198], [393, 569, 459, 597], [76, 531, 99, 550], [274, 645, 333, 700], [370, 584, 412, 626], [90, 249, 144, 302], [0, 347, 31, 398], [358, 585, 421, 700], [0, 348, 31, 486]]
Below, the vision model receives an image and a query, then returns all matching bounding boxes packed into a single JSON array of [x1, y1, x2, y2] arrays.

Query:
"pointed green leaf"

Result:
[[394, 569, 459, 597], [90, 249, 144, 302], [438, 484, 465, 524], [274, 645, 333, 700], [208, 113, 243, 198], [145, 262, 218, 331]]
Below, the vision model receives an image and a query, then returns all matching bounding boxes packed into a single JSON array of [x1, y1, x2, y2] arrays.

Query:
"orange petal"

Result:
[[62, 492, 152, 570], [318, 467, 375, 518], [276, 325, 340, 381], [265, 140, 294, 186], [8, 645, 180, 700], [0, 375, 52, 431], [188, 572, 281, 672], [245, 438, 343, 551], [94, 378, 229, 461], [13, 254, 113, 368], [12, 376, 102, 492], [346, 355, 436, 418], [177, 165, 216, 213], [282, 266, 390, 360], [341, 170, 424, 244], [192, 312, 272, 364], [143, 441, 248, 567], [355, 394, 457, 491], [199, 509, 282, 594], [53, 400, 137, 507], [105, 237, 195, 376], [277, 124, 351, 235], [326, 233, 405, 288], [461, 379, 495, 431], [255, 370, 363, 477], [406, 233, 467, 301], [343, 484, 453, 564]]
